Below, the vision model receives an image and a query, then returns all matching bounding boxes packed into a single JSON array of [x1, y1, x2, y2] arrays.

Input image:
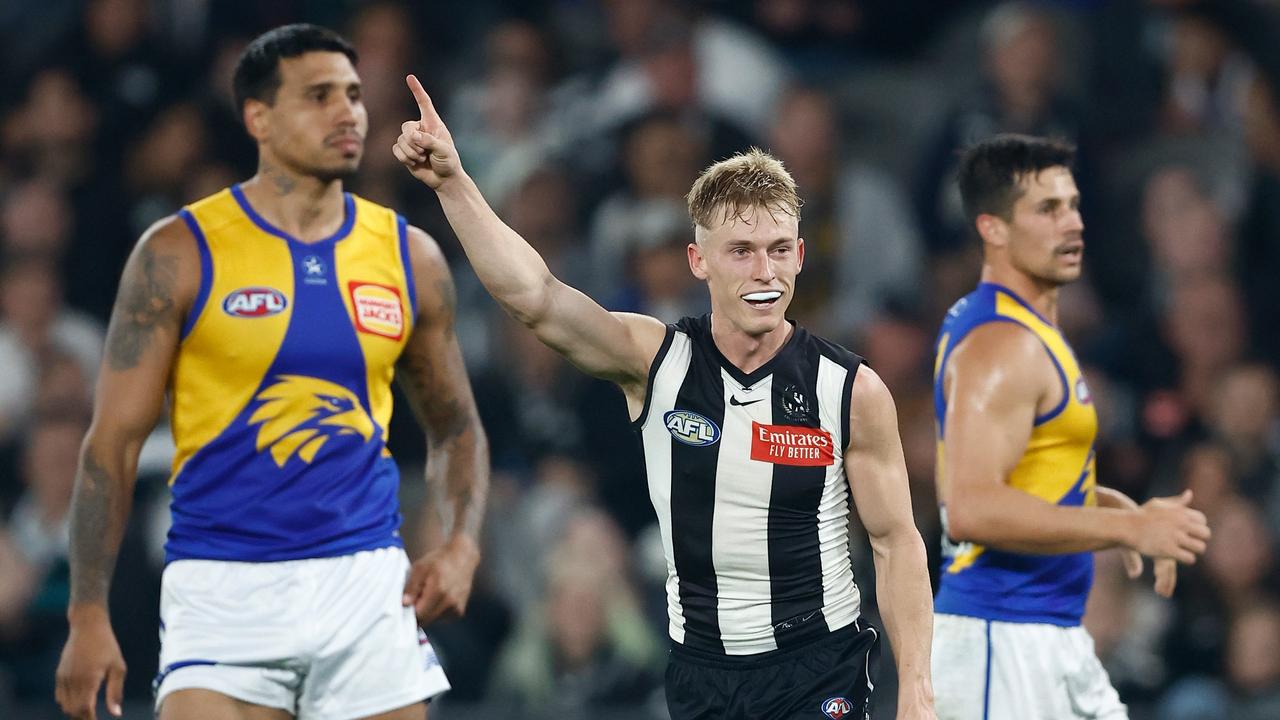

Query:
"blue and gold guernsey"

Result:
[[165, 185, 416, 564], [932, 282, 1098, 626]]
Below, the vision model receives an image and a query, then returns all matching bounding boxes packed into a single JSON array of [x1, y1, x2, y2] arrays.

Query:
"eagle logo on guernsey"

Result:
[[821, 696, 853, 719], [222, 287, 287, 317], [348, 281, 405, 340], [248, 375, 376, 467], [664, 410, 721, 446]]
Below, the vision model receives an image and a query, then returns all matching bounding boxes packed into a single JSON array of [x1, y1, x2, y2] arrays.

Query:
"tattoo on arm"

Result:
[[106, 244, 178, 370], [68, 450, 127, 605], [435, 276, 457, 318], [399, 347, 469, 441]]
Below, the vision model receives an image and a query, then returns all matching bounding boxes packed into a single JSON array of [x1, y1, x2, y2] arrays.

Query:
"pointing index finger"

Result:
[[406, 74, 435, 125]]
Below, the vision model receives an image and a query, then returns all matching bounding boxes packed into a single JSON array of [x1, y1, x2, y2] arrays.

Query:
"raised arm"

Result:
[[56, 217, 198, 720], [845, 367, 936, 720], [392, 75, 666, 404], [942, 323, 1210, 561]]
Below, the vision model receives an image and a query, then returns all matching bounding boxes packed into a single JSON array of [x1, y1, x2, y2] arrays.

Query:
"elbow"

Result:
[[501, 273, 557, 329], [945, 499, 985, 544]]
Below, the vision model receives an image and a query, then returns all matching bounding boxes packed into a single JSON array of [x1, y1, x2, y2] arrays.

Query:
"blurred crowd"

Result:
[[1, 0, 1278, 718]]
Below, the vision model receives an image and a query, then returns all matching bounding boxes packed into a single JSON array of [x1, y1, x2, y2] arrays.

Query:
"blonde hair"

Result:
[[686, 148, 802, 229]]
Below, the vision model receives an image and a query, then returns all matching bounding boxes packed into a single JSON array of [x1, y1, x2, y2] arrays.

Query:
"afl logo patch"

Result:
[[222, 287, 287, 317], [664, 410, 721, 446], [1076, 377, 1092, 405], [348, 282, 405, 340], [821, 696, 853, 719]]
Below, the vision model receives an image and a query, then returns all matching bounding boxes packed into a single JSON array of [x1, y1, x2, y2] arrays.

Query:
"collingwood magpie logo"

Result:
[[780, 384, 813, 422], [249, 375, 376, 466]]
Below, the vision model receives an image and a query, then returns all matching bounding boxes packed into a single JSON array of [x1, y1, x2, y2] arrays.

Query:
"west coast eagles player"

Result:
[[930, 134, 1211, 719], [55, 25, 488, 720]]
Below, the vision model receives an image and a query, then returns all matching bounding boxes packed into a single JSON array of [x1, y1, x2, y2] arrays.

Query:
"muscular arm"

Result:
[[943, 323, 1210, 563], [395, 75, 666, 401], [846, 367, 935, 713], [941, 323, 1135, 554], [397, 227, 489, 550], [57, 216, 195, 719], [70, 218, 195, 610]]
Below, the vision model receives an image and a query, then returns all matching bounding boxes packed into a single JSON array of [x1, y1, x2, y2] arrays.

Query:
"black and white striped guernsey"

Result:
[[635, 314, 865, 656]]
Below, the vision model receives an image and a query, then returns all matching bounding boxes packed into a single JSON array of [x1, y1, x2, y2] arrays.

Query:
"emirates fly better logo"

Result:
[[750, 422, 835, 467]]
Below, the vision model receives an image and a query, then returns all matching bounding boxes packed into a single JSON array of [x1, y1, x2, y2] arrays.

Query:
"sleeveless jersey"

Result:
[[164, 184, 416, 563], [637, 314, 863, 655], [932, 283, 1098, 625]]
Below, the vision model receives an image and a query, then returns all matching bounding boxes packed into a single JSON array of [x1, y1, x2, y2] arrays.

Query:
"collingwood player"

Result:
[[394, 75, 936, 719]]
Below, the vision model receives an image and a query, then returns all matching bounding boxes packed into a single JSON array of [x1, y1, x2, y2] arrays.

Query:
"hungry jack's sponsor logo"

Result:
[[750, 422, 835, 466], [348, 281, 405, 340]]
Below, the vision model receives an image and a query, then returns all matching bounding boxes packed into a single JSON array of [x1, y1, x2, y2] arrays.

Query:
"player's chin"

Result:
[[738, 307, 786, 336], [314, 160, 361, 183], [1054, 265, 1084, 284]]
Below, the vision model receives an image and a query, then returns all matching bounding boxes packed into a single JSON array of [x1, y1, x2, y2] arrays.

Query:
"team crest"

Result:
[[248, 375, 376, 466], [302, 255, 328, 285], [1075, 377, 1092, 405], [664, 410, 721, 446], [780, 384, 813, 422], [821, 696, 853, 719]]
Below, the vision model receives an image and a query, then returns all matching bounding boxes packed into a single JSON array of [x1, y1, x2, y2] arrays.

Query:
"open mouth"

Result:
[[742, 290, 782, 309], [1057, 245, 1084, 260]]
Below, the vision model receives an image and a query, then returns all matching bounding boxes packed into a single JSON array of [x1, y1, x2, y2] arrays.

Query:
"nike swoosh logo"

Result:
[[729, 396, 764, 407]]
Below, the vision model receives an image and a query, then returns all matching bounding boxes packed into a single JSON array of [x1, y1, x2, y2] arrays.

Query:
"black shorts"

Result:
[[665, 620, 880, 720]]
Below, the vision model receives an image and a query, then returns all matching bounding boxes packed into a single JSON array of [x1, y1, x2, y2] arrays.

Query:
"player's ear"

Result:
[[975, 213, 1007, 249], [795, 236, 805, 274], [688, 241, 709, 281], [243, 99, 270, 142]]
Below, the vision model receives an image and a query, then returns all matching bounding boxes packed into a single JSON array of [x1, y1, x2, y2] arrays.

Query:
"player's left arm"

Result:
[[396, 225, 490, 624], [845, 366, 937, 719], [1095, 486, 1178, 597]]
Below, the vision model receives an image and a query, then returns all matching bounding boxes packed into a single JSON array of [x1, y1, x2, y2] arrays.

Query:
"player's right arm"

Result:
[[393, 75, 666, 406], [942, 322, 1210, 563], [55, 217, 198, 720]]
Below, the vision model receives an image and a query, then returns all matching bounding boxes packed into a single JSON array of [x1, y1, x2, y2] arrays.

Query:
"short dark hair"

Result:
[[957, 134, 1076, 223], [232, 24, 358, 117]]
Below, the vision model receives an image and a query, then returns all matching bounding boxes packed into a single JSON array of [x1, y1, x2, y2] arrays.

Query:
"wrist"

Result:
[[67, 602, 110, 625], [1113, 508, 1142, 549], [445, 532, 481, 565], [897, 673, 935, 705], [434, 171, 476, 200]]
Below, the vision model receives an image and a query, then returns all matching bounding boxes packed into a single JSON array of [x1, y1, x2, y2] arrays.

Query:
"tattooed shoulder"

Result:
[[105, 220, 191, 370]]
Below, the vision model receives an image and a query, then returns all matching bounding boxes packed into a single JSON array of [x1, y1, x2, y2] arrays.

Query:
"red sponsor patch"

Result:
[[750, 422, 835, 467], [348, 281, 405, 340]]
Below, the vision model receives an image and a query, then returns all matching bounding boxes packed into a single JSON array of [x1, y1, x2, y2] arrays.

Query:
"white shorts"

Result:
[[154, 546, 450, 719], [931, 613, 1127, 720]]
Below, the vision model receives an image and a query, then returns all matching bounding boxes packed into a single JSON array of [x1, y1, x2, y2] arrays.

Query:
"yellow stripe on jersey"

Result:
[[171, 189, 295, 481], [993, 293, 1098, 507], [334, 197, 414, 458]]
